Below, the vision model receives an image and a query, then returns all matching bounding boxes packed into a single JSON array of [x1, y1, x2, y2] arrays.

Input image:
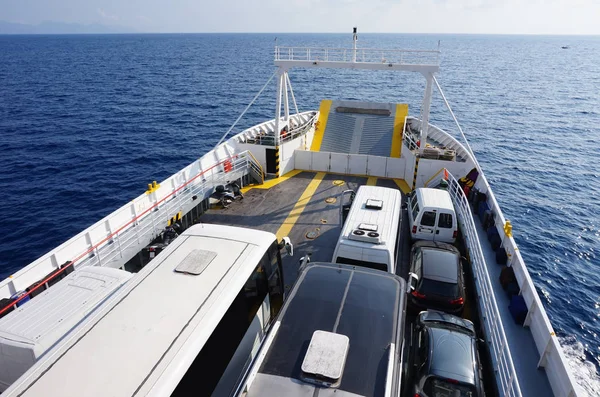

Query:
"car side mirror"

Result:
[[299, 255, 311, 266], [408, 272, 419, 292], [279, 237, 294, 256]]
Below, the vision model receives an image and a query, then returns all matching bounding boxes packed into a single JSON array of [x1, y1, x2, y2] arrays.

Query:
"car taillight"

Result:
[[412, 225, 417, 234], [450, 297, 464, 305], [445, 378, 459, 384], [411, 290, 426, 299], [452, 230, 457, 238], [413, 394, 423, 397]]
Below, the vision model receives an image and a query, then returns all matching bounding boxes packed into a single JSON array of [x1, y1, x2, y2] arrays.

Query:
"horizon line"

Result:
[[1, 31, 598, 37]]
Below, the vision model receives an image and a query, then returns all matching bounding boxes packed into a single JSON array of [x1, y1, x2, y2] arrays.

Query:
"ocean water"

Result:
[[0, 33, 598, 393]]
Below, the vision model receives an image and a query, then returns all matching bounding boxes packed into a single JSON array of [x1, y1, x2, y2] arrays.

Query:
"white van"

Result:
[[332, 185, 402, 273], [408, 188, 457, 244], [0, 267, 131, 392]]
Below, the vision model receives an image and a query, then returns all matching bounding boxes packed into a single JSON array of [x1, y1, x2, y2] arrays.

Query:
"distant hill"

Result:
[[0, 20, 135, 34]]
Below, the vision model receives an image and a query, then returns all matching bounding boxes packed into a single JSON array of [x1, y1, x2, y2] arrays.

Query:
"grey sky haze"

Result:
[[1, 0, 599, 35]]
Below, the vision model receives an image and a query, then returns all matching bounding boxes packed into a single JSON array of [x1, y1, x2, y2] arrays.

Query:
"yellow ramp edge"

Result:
[[391, 104, 409, 158], [275, 172, 325, 241], [310, 100, 333, 151], [241, 170, 303, 193], [393, 179, 412, 195], [366, 177, 378, 186]]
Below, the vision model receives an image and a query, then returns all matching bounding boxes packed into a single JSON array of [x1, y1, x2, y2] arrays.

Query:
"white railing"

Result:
[[0, 150, 263, 314], [403, 117, 419, 151], [275, 46, 440, 66], [430, 170, 522, 397], [236, 111, 317, 146]]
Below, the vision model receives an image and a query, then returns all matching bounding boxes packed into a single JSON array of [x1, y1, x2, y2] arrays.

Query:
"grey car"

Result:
[[410, 310, 485, 397]]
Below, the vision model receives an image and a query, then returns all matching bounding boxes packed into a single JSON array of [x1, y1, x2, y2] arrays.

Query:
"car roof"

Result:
[[412, 240, 459, 253], [415, 188, 454, 211], [422, 249, 459, 283], [428, 327, 476, 385], [253, 263, 405, 397]]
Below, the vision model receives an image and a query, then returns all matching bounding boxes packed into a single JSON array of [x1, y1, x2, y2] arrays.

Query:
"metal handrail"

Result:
[[429, 170, 522, 397], [0, 151, 263, 316], [275, 46, 440, 65]]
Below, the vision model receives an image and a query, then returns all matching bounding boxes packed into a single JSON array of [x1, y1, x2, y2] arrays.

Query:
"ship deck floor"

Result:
[[199, 170, 552, 397], [199, 171, 412, 287]]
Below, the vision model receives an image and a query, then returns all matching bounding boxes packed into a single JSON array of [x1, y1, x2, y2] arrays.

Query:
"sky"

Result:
[[1, 0, 600, 35]]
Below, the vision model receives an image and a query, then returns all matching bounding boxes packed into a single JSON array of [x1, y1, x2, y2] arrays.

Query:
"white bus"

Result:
[[234, 262, 408, 397], [332, 185, 402, 273], [3, 224, 290, 397]]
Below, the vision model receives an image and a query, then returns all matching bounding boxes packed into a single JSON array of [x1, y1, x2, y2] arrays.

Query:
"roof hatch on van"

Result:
[[365, 199, 383, 210], [301, 330, 349, 387]]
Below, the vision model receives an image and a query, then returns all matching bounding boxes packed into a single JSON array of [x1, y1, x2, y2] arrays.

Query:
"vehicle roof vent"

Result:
[[301, 330, 350, 387], [358, 223, 378, 232], [174, 249, 217, 275], [365, 198, 383, 210], [349, 224, 382, 244]]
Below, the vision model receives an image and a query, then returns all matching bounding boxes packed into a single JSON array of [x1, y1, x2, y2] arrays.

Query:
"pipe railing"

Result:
[[275, 46, 440, 66], [0, 151, 263, 316]]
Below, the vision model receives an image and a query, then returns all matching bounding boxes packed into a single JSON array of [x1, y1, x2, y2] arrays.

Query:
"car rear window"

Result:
[[424, 377, 476, 397], [336, 256, 388, 272], [419, 278, 459, 298], [421, 211, 436, 226], [438, 213, 453, 228]]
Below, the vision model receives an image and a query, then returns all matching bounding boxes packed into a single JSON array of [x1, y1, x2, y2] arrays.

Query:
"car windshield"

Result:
[[419, 278, 458, 298], [424, 377, 476, 397]]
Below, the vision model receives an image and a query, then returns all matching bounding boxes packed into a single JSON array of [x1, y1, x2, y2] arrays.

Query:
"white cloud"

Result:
[[97, 8, 119, 22]]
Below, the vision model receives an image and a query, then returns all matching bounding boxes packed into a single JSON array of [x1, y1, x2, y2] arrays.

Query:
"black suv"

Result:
[[410, 310, 485, 397]]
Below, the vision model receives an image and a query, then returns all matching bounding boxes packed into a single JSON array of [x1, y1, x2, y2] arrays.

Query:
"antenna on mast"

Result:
[[352, 27, 358, 63]]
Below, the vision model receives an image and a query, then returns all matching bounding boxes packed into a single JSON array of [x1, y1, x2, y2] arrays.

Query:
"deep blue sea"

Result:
[[0, 33, 598, 393]]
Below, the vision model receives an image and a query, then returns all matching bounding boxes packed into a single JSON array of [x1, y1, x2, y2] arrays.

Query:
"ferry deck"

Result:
[[199, 169, 553, 397]]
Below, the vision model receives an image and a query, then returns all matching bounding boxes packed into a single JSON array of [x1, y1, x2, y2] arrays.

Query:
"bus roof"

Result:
[[242, 263, 406, 397], [339, 185, 401, 250], [4, 224, 277, 397]]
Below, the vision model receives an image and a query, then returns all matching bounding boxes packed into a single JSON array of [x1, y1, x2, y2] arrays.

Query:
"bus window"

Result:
[[244, 263, 268, 322], [267, 242, 284, 317], [172, 263, 269, 397]]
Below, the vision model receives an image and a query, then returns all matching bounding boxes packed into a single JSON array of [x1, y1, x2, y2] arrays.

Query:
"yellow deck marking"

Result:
[[241, 169, 303, 193], [275, 172, 325, 241], [310, 100, 333, 151], [393, 179, 411, 194], [390, 103, 409, 158], [366, 176, 378, 186]]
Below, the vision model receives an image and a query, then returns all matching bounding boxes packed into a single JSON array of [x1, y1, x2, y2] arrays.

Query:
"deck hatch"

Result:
[[365, 199, 383, 210], [301, 330, 349, 384], [174, 249, 217, 275]]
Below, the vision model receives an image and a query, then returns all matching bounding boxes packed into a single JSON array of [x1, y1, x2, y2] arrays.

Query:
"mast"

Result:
[[419, 74, 434, 152], [352, 27, 358, 63]]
